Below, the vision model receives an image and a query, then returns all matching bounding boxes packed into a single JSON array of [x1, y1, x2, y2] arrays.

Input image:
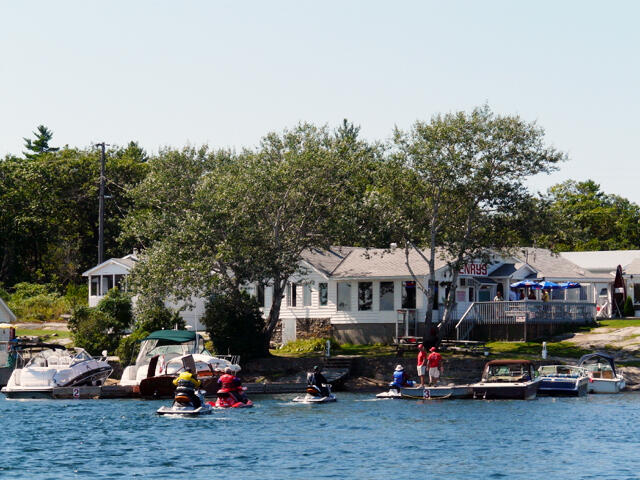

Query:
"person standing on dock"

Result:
[[417, 343, 427, 388], [427, 347, 443, 386]]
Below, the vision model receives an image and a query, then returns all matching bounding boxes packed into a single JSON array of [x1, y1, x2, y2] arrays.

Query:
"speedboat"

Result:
[[119, 330, 240, 396], [471, 359, 540, 400], [1, 343, 112, 399], [537, 365, 589, 396], [578, 353, 626, 393], [292, 384, 336, 403], [157, 389, 212, 416]]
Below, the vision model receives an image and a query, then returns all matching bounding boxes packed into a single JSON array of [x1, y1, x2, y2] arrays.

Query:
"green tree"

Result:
[[380, 106, 565, 338], [202, 291, 266, 359], [23, 125, 59, 159], [68, 306, 119, 355]]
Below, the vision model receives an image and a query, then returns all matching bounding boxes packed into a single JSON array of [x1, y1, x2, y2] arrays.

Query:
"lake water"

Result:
[[1, 392, 639, 480]]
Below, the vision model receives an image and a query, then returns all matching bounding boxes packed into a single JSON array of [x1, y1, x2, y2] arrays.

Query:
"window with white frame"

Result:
[[90, 276, 99, 296], [380, 282, 394, 311], [303, 284, 312, 307], [634, 284, 640, 304], [358, 282, 372, 311], [337, 282, 351, 311], [402, 281, 416, 309], [319, 283, 328, 306], [287, 282, 297, 307]]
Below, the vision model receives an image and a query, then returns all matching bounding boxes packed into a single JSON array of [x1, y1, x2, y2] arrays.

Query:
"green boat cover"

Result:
[[142, 330, 196, 344]]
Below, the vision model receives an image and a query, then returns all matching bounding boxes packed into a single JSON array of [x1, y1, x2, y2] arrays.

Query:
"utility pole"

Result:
[[96, 142, 106, 264]]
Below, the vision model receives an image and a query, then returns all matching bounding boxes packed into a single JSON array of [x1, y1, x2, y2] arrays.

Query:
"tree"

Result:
[[539, 180, 640, 251], [23, 125, 59, 159], [379, 106, 566, 340], [202, 291, 266, 359]]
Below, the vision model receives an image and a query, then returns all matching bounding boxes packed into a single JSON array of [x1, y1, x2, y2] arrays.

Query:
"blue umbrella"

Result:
[[510, 280, 538, 288], [559, 281, 581, 289], [533, 280, 561, 290]]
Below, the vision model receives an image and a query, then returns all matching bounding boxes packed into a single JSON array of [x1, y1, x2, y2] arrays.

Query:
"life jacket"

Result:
[[392, 370, 406, 387], [218, 373, 237, 392]]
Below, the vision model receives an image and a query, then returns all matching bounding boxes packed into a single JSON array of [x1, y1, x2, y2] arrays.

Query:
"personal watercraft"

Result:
[[292, 384, 336, 403], [156, 388, 212, 416], [208, 388, 254, 408]]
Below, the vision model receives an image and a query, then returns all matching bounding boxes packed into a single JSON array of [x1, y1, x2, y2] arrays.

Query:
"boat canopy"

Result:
[[142, 330, 196, 344], [578, 352, 617, 377]]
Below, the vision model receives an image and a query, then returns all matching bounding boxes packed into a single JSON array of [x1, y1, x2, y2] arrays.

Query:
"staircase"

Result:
[[323, 356, 358, 390]]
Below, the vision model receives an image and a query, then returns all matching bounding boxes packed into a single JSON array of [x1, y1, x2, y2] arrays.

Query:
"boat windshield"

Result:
[[539, 365, 585, 378], [582, 362, 616, 379], [484, 363, 532, 382], [134, 339, 201, 365], [25, 349, 70, 368], [70, 349, 94, 365]]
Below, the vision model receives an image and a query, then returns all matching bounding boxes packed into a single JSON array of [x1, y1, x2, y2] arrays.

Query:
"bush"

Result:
[[95, 288, 133, 334], [64, 283, 88, 310], [68, 306, 119, 355], [202, 291, 268, 359], [116, 328, 150, 366], [279, 337, 339, 354], [623, 296, 636, 317], [7, 282, 69, 322]]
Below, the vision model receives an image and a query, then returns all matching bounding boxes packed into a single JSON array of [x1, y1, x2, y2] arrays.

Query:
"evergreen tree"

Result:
[[23, 125, 60, 159]]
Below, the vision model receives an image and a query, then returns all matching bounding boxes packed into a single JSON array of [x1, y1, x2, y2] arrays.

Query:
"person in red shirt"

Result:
[[416, 343, 427, 388], [427, 346, 443, 386]]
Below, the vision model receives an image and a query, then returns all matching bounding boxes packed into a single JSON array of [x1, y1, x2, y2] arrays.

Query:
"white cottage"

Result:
[[81, 253, 208, 331], [270, 246, 609, 344]]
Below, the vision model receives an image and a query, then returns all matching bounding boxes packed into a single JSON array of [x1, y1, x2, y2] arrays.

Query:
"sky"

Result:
[[1, 1, 638, 203]]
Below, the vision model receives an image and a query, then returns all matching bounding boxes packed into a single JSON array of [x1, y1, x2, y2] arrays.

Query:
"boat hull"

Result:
[[1, 386, 54, 399], [587, 377, 625, 394], [156, 404, 213, 416], [292, 394, 336, 403], [472, 380, 540, 400], [402, 385, 473, 399], [538, 377, 588, 397]]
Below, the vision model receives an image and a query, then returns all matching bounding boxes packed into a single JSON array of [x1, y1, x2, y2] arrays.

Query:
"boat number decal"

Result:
[[73, 388, 80, 399], [423, 389, 430, 399]]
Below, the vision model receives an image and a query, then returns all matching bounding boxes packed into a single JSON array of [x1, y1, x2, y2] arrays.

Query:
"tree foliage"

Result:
[[23, 125, 59, 160]]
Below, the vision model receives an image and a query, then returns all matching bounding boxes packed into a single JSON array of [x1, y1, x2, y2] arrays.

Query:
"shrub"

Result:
[[279, 337, 339, 354], [623, 296, 636, 317], [202, 291, 268, 359], [64, 283, 88, 310], [7, 282, 69, 322], [95, 288, 133, 334], [68, 306, 119, 355]]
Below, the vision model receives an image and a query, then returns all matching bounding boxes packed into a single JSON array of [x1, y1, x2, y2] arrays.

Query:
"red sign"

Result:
[[459, 263, 488, 276]]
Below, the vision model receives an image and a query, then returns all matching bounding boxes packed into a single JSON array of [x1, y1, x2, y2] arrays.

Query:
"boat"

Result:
[[156, 389, 213, 416], [376, 384, 472, 399], [292, 384, 336, 403], [1, 343, 112, 399], [471, 359, 541, 400], [578, 353, 626, 393], [537, 365, 589, 396], [119, 330, 240, 397]]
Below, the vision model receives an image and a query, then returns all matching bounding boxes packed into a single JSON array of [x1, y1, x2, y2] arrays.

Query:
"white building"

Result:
[[0, 297, 16, 324], [81, 254, 207, 331]]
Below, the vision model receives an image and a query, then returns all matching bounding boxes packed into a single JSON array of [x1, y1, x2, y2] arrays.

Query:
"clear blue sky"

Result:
[[1, 1, 638, 203]]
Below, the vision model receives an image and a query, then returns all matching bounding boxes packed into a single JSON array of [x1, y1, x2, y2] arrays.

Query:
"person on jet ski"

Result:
[[307, 365, 330, 396], [218, 367, 247, 403], [390, 365, 414, 389], [172, 369, 202, 408]]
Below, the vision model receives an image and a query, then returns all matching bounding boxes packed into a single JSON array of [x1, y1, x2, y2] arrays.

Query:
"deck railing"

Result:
[[455, 301, 596, 341]]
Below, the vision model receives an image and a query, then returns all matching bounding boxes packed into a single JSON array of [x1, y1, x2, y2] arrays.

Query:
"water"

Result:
[[1, 393, 639, 480]]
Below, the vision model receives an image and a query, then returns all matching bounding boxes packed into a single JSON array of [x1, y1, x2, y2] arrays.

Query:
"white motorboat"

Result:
[[537, 365, 589, 396], [376, 384, 472, 399], [471, 359, 541, 400], [1, 343, 112, 399], [292, 384, 336, 403], [119, 330, 239, 391], [578, 353, 626, 393]]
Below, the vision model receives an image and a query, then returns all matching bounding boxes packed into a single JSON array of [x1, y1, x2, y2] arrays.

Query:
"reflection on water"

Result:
[[1, 393, 640, 479]]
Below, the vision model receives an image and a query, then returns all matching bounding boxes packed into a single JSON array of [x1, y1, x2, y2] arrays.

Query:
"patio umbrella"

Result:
[[510, 280, 538, 288], [533, 280, 561, 290], [559, 281, 581, 289]]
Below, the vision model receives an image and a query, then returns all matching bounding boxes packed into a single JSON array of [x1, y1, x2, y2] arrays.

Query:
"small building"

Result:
[[81, 253, 207, 331], [0, 297, 16, 324]]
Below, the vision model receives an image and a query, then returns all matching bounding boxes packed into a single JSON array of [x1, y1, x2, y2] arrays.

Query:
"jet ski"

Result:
[[208, 388, 253, 408], [292, 384, 336, 403], [156, 388, 212, 416], [376, 387, 404, 399]]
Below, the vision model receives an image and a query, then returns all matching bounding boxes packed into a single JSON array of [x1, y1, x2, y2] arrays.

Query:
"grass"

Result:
[[597, 319, 640, 329], [15, 328, 71, 342], [271, 340, 396, 358], [485, 341, 592, 359]]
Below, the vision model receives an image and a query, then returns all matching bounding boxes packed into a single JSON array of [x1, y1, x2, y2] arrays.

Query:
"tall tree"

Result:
[[23, 125, 60, 159]]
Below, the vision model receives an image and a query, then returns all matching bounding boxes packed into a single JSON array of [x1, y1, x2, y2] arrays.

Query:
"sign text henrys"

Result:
[[459, 263, 488, 276]]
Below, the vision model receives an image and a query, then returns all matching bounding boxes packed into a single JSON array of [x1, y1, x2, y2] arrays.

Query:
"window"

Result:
[[432, 284, 439, 310], [115, 274, 126, 290], [287, 283, 297, 307], [101, 276, 113, 296], [337, 282, 351, 311], [552, 288, 564, 300], [468, 287, 475, 302], [478, 287, 490, 302], [380, 282, 394, 311], [257, 284, 265, 307], [303, 284, 312, 307], [358, 282, 373, 311], [90, 276, 99, 296], [634, 284, 640, 304], [402, 281, 416, 309], [319, 283, 328, 306]]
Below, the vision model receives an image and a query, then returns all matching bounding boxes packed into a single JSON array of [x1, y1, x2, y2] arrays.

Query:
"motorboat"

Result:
[[157, 389, 212, 416], [537, 365, 589, 396], [1, 343, 112, 399], [471, 359, 540, 400], [376, 384, 472, 399], [578, 353, 626, 393], [119, 330, 240, 396], [292, 384, 336, 403]]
